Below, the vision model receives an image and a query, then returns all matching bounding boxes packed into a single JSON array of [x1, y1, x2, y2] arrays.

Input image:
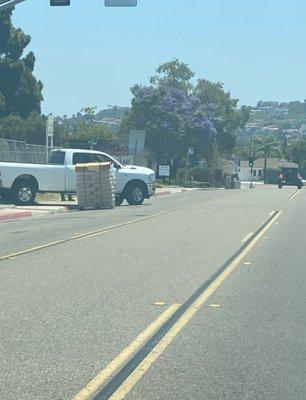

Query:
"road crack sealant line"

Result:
[[0, 209, 177, 263], [86, 210, 281, 400]]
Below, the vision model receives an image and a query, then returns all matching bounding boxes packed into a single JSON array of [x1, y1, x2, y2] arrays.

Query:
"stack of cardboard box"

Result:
[[76, 162, 116, 210]]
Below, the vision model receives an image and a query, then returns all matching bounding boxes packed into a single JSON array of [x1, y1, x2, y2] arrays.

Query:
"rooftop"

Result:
[[241, 158, 298, 169]]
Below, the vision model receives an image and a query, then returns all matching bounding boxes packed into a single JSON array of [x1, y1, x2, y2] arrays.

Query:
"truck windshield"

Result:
[[49, 151, 65, 165]]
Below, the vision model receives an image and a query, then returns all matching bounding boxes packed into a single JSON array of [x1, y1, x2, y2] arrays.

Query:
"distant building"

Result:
[[260, 125, 279, 130], [283, 129, 300, 139], [238, 158, 298, 182], [275, 108, 289, 115], [299, 125, 306, 136], [245, 122, 260, 133]]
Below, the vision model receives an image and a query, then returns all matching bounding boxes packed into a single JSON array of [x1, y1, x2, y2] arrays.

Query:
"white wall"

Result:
[[238, 167, 251, 181], [238, 167, 263, 181]]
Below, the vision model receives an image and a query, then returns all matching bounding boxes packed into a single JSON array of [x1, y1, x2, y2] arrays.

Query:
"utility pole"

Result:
[[249, 135, 254, 189], [184, 152, 189, 183], [250, 139, 285, 188], [46, 114, 54, 163], [263, 146, 268, 184], [185, 148, 193, 183]]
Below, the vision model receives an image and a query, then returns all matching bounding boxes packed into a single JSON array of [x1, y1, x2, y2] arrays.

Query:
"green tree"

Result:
[[118, 110, 131, 143], [234, 134, 282, 160], [74, 122, 114, 142], [126, 60, 250, 167], [0, 6, 43, 119], [286, 139, 306, 168], [80, 106, 97, 124], [194, 80, 250, 156], [150, 58, 195, 91], [73, 106, 113, 141], [128, 60, 216, 166], [0, 112, 67, 145]]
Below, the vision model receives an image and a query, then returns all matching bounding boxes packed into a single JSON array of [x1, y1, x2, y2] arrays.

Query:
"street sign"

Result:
[[46, 115, 54, 138], [105, 0, 137, 6], [128, 129, 146, 155], [50, 0, 70, 5], [159, 165, 170, 177], [46, 115, 54, 163]]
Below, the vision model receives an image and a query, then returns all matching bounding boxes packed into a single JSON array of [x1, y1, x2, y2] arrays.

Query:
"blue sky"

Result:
[[13, 0, 306, 116]]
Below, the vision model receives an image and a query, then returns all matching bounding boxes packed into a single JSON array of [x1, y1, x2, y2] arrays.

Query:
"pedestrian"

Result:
[[278, 173, 283, 189]]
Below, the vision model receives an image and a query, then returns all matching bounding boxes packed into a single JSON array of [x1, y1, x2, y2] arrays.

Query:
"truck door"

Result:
[[92, 153, 123, 194], [48, 150, 67, 192], [65, 152, 94, 192]]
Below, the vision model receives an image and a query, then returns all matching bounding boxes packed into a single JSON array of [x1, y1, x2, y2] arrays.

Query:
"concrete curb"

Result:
[[156, 188, 194, 196], [16, 205, 70, 214], [156, 191, 172, 196], [0, 209, 32, 223]]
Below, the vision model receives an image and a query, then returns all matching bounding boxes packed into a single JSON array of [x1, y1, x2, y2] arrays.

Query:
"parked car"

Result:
[[0, 149, 156, 205]]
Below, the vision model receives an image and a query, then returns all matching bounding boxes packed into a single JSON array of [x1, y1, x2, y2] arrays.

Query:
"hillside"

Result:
[[239, 100, 306, 140]]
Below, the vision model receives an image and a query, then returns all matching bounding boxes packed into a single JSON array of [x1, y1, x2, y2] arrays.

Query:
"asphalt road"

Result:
[[0, 185, 305, 400]]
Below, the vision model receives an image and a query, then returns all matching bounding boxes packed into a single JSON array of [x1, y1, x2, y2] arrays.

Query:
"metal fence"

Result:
[[0, 138, 152, 167], [0, 139, 46, 164]]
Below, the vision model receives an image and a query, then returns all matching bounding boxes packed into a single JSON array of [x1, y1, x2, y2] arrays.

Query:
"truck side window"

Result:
[[73, 153, 94, 165], [49, 150, 65, 165], [93, 154, 110, 163]]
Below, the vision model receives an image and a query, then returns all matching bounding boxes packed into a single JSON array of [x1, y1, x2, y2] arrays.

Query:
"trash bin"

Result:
[[230, 178, 241, 189]]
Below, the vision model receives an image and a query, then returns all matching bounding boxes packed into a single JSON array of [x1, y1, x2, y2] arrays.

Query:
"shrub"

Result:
[[196, 182, 211, 188], [154, 179, 164, 188], [184, 181, 194, 188]]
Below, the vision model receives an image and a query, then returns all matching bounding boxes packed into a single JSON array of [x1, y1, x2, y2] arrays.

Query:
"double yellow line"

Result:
[[72, 210, 282, 400]]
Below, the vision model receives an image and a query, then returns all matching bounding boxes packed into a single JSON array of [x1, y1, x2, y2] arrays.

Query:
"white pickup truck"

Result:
[[0, 148, 155, 206]]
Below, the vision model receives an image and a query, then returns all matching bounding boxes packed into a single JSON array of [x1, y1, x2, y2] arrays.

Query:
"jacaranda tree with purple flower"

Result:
[[130, 59, 216, 165], [128, 59, 250, 167]]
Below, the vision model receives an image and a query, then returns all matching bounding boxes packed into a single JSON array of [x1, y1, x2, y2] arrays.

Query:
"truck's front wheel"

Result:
[[126, 182, 146, 206], [10, 180, 37, 205]]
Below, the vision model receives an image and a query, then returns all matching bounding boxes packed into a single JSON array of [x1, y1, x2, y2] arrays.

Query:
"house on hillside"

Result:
[[238, 158, 298, 182], [299, 125, 306, 136]]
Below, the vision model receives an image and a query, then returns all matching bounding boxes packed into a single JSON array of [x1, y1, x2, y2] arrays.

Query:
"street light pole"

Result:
[[184, 152, 189, 183], [0, 0, 26, 12], [249, 135, 255, 189], [263, 145, 268, 184], [250, 140, 285, 189]]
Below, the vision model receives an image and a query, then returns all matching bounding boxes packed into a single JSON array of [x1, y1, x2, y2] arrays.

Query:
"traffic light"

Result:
[[50, 0, 70, 6], [105, 0, 137, 6], [249, 158, 254, 168]]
